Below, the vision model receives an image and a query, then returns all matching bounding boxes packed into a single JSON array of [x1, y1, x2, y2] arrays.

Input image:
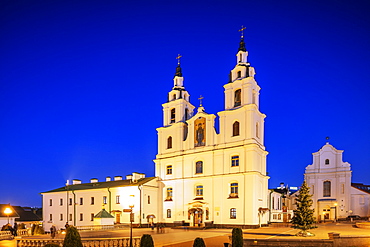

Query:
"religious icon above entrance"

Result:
[[194, 117, 206, 147]]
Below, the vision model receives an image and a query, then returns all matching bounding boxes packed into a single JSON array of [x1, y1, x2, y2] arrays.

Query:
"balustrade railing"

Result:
[[17, 237, 141, 247], [76, 224, 129, 231]]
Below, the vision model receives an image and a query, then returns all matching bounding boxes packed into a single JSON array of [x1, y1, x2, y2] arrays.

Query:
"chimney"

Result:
[[72, 179, 81, 185], [126, 175, 133, 180], [90, 178, 98, 183], [106, 177, 111, 182], [114, 176, 123, 181]]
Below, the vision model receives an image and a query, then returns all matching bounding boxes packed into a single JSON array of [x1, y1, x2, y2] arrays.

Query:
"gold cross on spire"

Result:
[[239, 25, 246, 38], [198, 95, 204, 106], [176, 54, 182, 65]]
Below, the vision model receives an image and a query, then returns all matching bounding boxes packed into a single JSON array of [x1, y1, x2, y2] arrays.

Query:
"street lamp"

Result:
[[334, 203, 338, 222], [129, 195, 135, 247], [4, 207, 12, 224]]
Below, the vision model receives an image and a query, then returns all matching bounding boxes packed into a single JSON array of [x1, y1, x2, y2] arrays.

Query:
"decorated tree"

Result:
[[291, 180, 316, 236], [231, 228, 243, 247], [63, 226, 83, 247]]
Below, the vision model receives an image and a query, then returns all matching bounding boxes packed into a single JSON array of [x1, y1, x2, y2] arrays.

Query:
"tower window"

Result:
[[230, 208, 236, 219], [323, 181, 331, 197], [173, 94, 176, 100], [234, 89, 241, 107], [232, 121, 240, 136], [166, 165, 172, 175], [256, 122, 259, 138], [185, 108, 189, 121], [231, 156, 239, 167], [166, 188, 173, 201], [196, 185, 204, 196], [230, 183, 239, 198], [170, 108, 175, 123], [167, 209, 171, 218], [167, 136, 172, 149], [237, 71, 241, 78], [325, 159, 329, 165], [195, 161, 203, 174]]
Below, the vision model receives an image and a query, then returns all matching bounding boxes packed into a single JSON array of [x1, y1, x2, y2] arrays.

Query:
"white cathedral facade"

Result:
[[41, 36, 269, 230]]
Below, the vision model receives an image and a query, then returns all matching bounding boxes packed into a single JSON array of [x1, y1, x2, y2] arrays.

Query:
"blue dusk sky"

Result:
[[0, 0, 369, 207]]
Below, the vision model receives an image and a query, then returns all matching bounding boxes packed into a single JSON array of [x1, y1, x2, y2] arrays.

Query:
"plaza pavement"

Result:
[[0, 222, 369, 247]]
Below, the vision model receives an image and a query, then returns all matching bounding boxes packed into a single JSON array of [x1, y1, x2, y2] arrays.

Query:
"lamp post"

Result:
[[334, 203, 338, 222], [4, 207, 12, 224], [129, 195, 135, 247]]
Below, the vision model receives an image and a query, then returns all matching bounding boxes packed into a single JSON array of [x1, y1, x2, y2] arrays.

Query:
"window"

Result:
[[91, 213, 94, 221], [232, 121, 240, 136], [325, 159, 330, 165], [166, 188, 173, 200], [103, 196, 107, 204], [272, 197, 275, 210], [256, 122, 259, 138], [49, 214, 52, 221], [323, 181, 331, 197], [273, 214, 277, 220], [60, 198, 63, 206], [278, 214, 281, 220], [234, 89, 241, 107], [170, 108, 176, 123], [116, 195, 120, 204], [196, 185, 204, 197], [167, 136, 172, 149], [231, 156, 239, 167], [80, 213, 83, 221], [91, 197, 95, 205], [237, 71, 241, 78], [230, 208, 236, 219], [69, 214, 72, 221], [60, 214, 63, 221], [148, 195, 151, 204], [80, 197, 83, 205], [173, 94, 176, 100], [195, 161, 203, 174], [69, 198, 72, 205], [230, 183, 239, 198], [167, 209, 171, 218], [49, 199, 52, 206], [341, 184, 345, 194], [166, 165, 172, 175], [185, 108, 189, 121]]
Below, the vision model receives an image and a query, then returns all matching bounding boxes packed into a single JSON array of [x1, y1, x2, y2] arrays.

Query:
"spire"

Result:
[[238, 26, 246, 52], [174, 54, 183, 77]]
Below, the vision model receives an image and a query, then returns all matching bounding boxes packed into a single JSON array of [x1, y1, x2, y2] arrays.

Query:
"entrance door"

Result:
[[116, 213, 121, 224], [193, 209, 203, 227]]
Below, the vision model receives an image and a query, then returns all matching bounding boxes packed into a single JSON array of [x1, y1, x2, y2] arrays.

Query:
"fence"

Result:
[[0, 229, 30, 240], [17, 237, 141, 247]]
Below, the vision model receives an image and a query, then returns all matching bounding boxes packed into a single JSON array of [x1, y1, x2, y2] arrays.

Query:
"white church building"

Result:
[[305, 142, 370, 221], [41, 34, 269, 229]]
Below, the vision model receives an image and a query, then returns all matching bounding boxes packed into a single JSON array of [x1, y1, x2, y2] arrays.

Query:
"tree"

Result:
[[193, 237, 206, 247], [63, 226, 83, 247], [231, 228, 243, 247], [291, 180, 316, 236], [140, 234, 154, 247]]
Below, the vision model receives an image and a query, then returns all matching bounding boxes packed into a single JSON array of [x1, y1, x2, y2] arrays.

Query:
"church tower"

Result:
[[155, 29, 269, 227]]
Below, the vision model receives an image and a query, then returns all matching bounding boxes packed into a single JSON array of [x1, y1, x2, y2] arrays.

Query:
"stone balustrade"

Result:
[[17, 237, 141, 247]]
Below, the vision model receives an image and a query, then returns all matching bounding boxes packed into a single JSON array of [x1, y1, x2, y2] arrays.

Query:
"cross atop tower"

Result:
[[239, 25, 246, 38], [176, 54, 182, 65], [198, 95, 204, 106]]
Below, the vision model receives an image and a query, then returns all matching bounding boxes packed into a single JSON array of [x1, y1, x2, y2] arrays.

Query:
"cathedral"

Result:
[[41, 34, 269, 229]]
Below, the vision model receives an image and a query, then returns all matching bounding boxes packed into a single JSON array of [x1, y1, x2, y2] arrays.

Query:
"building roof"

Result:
[[12, 206, 42, 222], [94, 209, 114, 218], [41, 176, 156, 193], [352, 183, 370, 194], [0, 204, 20, 218]]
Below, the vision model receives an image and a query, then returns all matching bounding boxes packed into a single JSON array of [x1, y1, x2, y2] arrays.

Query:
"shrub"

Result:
[[193, 237, 206, 247], [140, 234, 154, 247], [232, 228, 243, 247], [63, 226, 82, 247]]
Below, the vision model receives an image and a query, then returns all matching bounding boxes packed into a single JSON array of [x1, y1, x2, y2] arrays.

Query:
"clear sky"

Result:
[[1, 0, 369, 207]]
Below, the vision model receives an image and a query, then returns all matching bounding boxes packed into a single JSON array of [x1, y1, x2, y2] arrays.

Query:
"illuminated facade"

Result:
[[305, 143, 370, 221], [154, 36, 269, 227]]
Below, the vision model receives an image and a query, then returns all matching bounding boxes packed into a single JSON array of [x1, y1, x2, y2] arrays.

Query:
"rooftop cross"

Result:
[[239, 25, 246, 38], [176, 54, 182, 65], [198, 95, 204, 106]]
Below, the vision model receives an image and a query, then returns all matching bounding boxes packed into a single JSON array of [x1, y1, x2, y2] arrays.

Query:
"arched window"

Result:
[[230, 208, 236, 219], [166, 165, 172, 175], [196, 185, 203, 196], [170, 108, 175, 123], [231, 155, 239, 167], [185, 108, 189, 120], [237, 71, 241, 78], [167, 209, 171, 218], [234, 89, 241, 107], [167, 136, 172, 149], [173, 94, 176, 100], [323, 181, 331, 197], [325, 159, 329, 165], [233, 121, 240, 136], [166, 188, 173, 200], [230, 183, 238, 198], [195, 161, 203, 174]]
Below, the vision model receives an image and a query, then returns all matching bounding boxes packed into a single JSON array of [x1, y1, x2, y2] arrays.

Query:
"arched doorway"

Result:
[[188, 208, 203, 227]]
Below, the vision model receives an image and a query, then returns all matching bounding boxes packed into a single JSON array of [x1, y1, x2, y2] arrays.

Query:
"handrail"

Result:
[[17, 237, 141, 247]]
